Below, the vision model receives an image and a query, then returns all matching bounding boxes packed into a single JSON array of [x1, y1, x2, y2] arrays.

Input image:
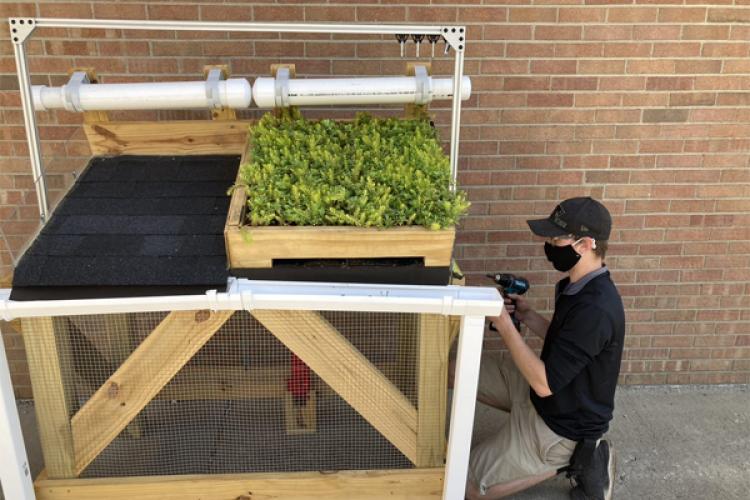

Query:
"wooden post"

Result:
[[416, 314, 450, 467], [21, 317, 76, 478]]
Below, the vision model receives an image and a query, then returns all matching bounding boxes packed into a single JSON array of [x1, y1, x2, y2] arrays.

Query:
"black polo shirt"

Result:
[[531, 268, 625, 441]]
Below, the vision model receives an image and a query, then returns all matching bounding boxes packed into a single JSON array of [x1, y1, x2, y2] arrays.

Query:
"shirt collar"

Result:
[[562, 265, 609, 296]]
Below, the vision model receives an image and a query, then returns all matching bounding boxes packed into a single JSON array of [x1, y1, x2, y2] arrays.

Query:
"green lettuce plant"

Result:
[[236, 108, 470, 230]]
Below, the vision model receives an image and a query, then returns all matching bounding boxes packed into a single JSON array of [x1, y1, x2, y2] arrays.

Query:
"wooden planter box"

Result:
[[224, 141, 456, 285]]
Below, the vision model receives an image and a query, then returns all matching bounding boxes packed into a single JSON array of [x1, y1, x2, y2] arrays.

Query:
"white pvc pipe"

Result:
[[444, 315, 486, 500], [0, 280, 502, 320], [0, 331, 35, 500], [252, 75, 472, 108], [32, 79, 252, 111]]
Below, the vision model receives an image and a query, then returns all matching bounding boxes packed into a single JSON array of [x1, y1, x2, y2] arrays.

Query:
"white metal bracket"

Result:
[[414, 65, 430, 105], [204, 68, 225, 109], [274, 67, 291, 108], [8, 18, 36, 45], [64, 71, 90, 112], [440, 26, 466, 52]]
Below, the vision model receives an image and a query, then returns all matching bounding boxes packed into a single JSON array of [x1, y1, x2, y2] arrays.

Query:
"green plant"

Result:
[[236, 109, 470, 230]]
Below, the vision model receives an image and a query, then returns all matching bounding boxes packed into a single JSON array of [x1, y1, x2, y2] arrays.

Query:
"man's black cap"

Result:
[[527, 197, 612, 240]]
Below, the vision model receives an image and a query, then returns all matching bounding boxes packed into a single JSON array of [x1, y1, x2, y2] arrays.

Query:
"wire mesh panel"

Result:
[[35, 309, 450, 478]]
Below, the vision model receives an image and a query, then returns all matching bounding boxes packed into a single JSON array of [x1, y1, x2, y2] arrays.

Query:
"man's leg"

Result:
[[466, 469, 557, 500], [466, 362, 576, 499], [450, 352, 519, 412]]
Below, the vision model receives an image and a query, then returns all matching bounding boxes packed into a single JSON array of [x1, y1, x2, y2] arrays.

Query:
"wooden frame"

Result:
[[26, 63, 458, 497], [33, 468, 444, 500], [223, 63, 456, 273], [24, 308, 454, 479]]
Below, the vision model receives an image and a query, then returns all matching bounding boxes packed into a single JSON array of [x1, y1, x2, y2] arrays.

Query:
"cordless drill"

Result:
[[486, 273, 530, 332]]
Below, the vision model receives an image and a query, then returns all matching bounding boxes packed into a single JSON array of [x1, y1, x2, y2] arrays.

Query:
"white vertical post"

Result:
[[0, 334, 36, 500], [443, 314, 486, 500]]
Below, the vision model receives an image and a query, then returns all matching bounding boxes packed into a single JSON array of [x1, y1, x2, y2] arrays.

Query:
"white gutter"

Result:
[[0, 278, 503, 321]]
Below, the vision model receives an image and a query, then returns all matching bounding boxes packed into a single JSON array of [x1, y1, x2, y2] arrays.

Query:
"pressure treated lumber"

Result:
[[416, 314, 450, 467], [84, 120, 252, 155], [252, 309, 419, 464], [70, 310, 233, 476], [21, 317, 76, 478], [34, 468, 444, 500]]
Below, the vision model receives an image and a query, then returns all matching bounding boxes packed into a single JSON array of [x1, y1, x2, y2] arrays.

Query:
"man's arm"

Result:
[[491, 311, 552, 398], [506, 294, 550, 339], [521, 310, 551, 340]]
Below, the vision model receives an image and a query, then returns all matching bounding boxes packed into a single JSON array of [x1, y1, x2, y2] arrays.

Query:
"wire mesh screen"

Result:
[[33, 309, 451, 478]]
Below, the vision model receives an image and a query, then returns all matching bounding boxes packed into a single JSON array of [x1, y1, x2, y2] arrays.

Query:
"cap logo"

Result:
[[552, 206, 568, 228], [580, 224, 589, 232]]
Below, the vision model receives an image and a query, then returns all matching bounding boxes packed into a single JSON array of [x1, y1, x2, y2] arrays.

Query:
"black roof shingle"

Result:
[[10, 155, 239, 301]]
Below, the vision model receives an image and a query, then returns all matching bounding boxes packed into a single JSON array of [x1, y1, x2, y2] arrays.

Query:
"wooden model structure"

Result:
[[2, 18, 500, 500]]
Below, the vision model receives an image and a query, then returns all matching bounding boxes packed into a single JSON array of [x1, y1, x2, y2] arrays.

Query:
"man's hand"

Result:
[[505, 293, 531, 323], [488, 302, 553, 398]]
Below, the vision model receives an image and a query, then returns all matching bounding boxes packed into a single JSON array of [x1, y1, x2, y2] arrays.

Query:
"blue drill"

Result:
[[486, 273, 530, 332]]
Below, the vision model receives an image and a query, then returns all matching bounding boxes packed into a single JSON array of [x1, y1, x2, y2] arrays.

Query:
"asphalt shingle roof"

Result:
[[11, 155, 239, 300]]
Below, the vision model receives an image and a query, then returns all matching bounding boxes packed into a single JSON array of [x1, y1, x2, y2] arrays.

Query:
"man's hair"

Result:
[[593, 240, 608, 259]]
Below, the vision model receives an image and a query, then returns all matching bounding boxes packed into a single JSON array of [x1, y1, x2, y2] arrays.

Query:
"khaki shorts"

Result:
[[468, 353, 576, 495]]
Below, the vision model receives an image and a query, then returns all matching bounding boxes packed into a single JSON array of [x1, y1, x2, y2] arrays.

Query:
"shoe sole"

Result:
[[605, 441, 615, 500]]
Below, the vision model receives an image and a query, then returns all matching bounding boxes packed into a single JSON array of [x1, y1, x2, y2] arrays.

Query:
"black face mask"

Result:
[[544, 241, 581, 272]]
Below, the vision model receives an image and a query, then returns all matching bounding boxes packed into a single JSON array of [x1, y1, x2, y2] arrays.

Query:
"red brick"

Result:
[[653, 42, 701, 57], [531, 60, 577, 75], [356, 7, 406, 22], [634, 25, 681, 40], [535, 26, 582, 41], [147, 4, 199, 21], [658, 7, 707, 22], [683, 25, 730, 40], [559, 8, 607, 22], [484, 25, 533, 41], [708, 8, 750, 22], [702, 43, 750, 57], [607, 7, 658, 22], [584, 25, 633, 41], [39, 2, 92, 18], [459, 8, 507, 23], [509, 7, 557, 22], [604, 43, 652, 57], [253, 6, 304, 22]]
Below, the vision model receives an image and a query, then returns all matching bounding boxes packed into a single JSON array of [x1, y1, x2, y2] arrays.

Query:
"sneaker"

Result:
[[569, 440, 615, 500]]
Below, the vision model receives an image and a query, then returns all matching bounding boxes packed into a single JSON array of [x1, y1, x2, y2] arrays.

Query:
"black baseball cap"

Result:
[[527, 197, 612, 240]]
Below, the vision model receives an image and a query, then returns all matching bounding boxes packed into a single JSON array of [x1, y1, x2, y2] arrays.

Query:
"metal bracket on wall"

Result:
[[440, 26, 466, 52], [8, 18, 36, 45]]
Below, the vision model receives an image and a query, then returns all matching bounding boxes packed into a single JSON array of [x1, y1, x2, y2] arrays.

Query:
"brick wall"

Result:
[[1, 1, 749, 397]]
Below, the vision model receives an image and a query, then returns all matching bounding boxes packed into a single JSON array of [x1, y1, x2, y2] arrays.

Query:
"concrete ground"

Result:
[[2, 384, 749, 499]]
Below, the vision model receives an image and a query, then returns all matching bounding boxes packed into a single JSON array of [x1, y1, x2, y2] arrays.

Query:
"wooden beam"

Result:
[[83, 120, 253, 155], [71, 310, 234, 476], [416, 314, 450, 467], [34, 468, 444, 500], [285, 391, 317, 435], [226, 225, 456, 269], [21, 317, 76, 478], [252, 310, 419, 464], [160, 365, 289, 400]]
